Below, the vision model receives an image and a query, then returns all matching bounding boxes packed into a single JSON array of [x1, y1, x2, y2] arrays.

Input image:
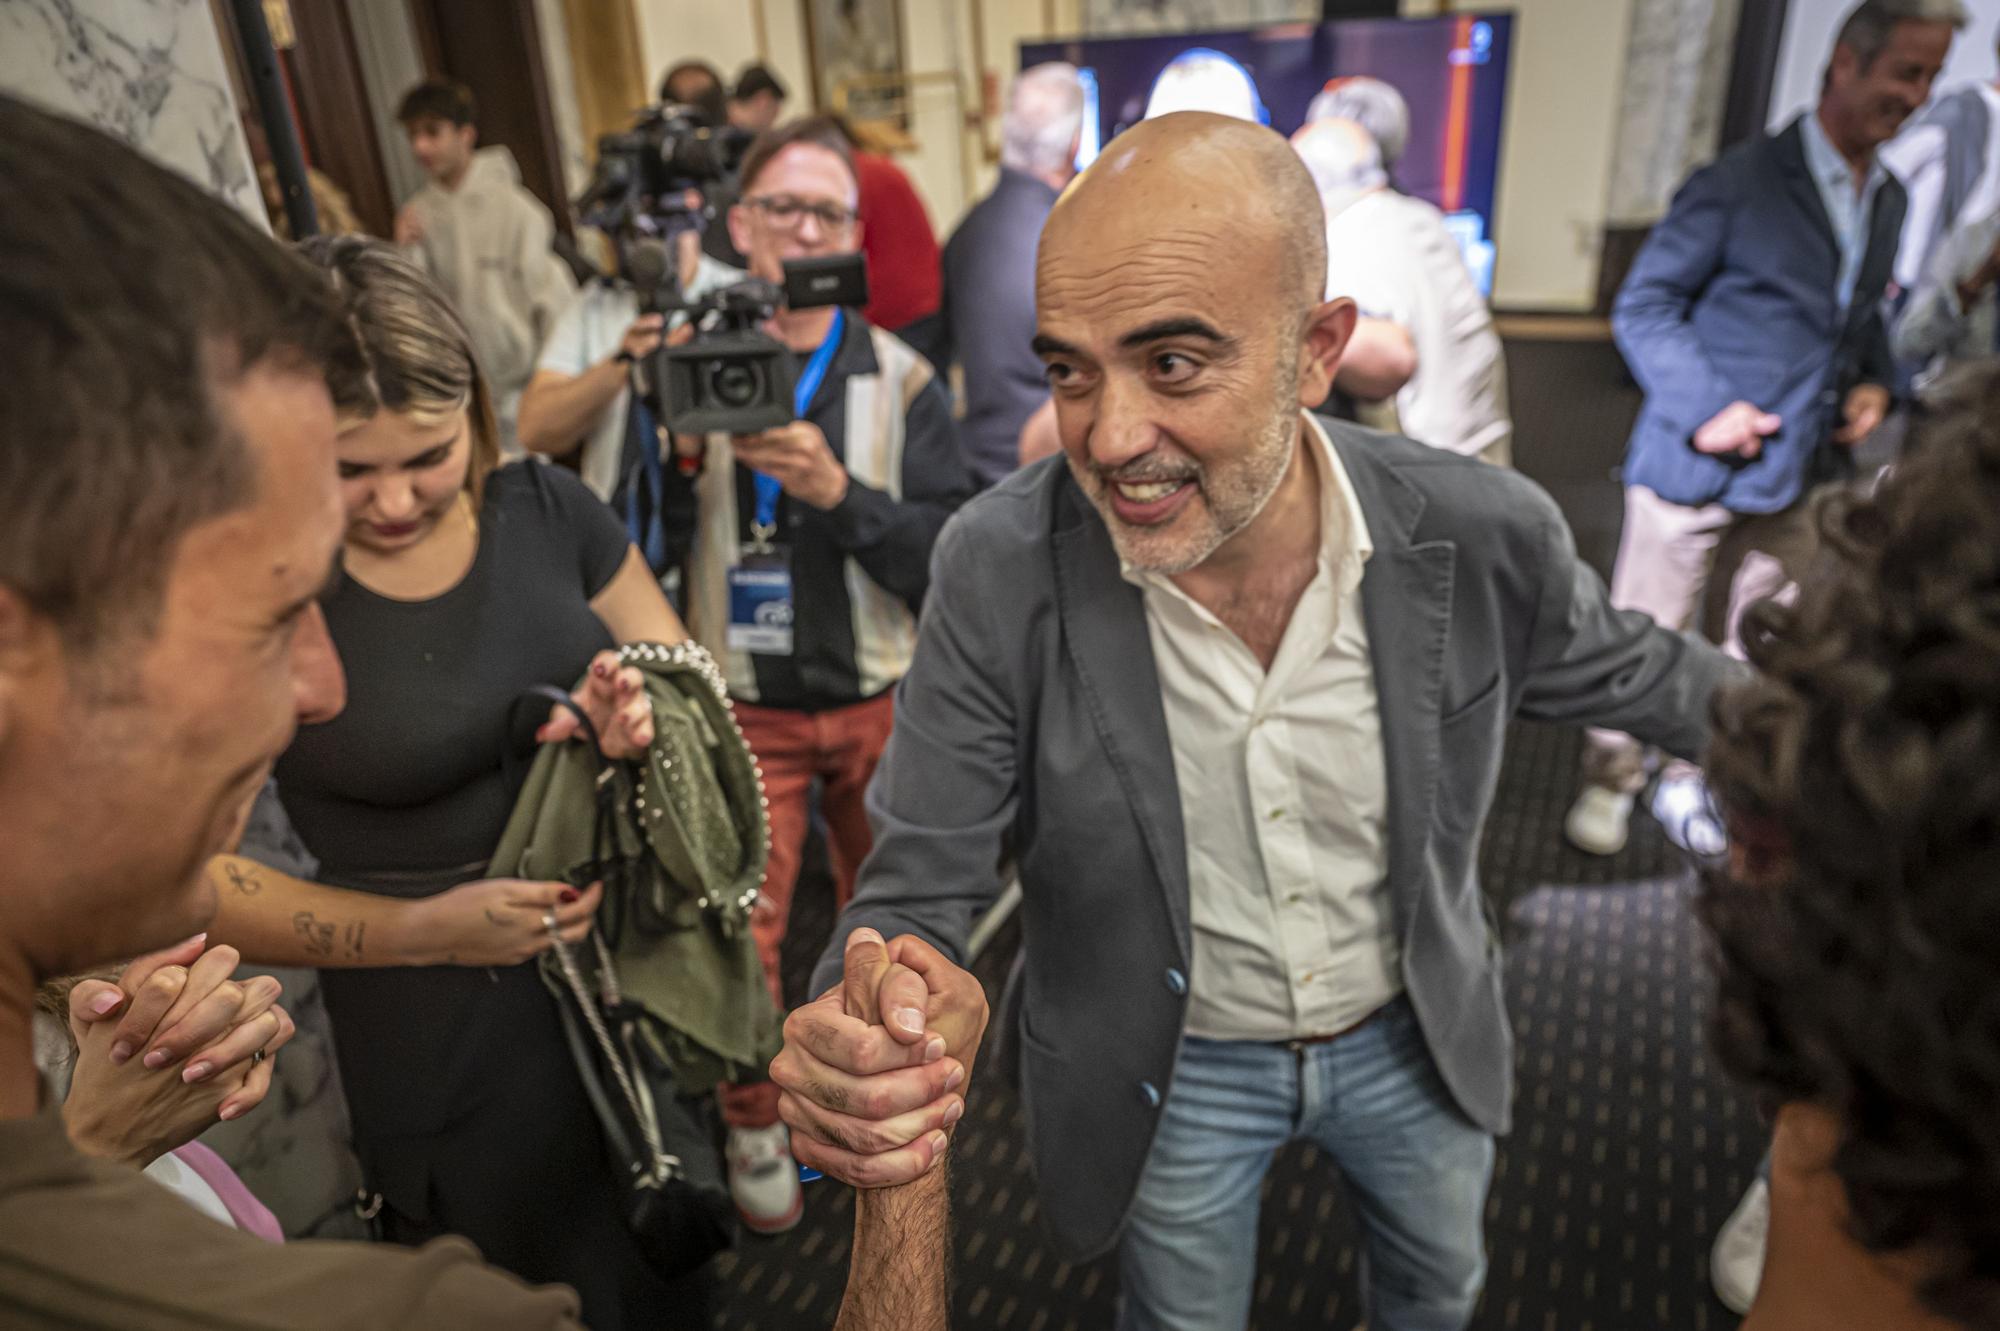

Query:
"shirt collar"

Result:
[[1800, 110, 1885, 197], [1117, 411, 1373, 588]]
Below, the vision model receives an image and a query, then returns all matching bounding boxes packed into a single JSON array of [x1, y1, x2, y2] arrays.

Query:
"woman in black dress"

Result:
[[264, 238, 698, 1325]]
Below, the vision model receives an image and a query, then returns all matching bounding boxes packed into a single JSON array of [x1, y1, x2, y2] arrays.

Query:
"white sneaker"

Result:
[[1564, 786, 1634, 855], [727, 1124, 804, 1235], [1711, 1177, 1770, 1315], [1652, 772, 1727, 858]]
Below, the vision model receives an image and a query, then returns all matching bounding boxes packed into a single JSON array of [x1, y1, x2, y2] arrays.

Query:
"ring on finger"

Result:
[[542, 911, 558, 932], [250, 1047, 268, 1066]]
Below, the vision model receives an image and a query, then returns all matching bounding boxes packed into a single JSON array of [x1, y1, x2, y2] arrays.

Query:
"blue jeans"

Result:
[[1116, 998, 1494, 1331]]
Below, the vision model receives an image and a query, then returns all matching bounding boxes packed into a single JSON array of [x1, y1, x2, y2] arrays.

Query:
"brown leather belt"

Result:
[[1278, 1002, 1389, 1054]]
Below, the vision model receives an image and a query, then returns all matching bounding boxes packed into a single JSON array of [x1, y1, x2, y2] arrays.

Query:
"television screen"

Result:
[[1022, 14, 1513, 295]]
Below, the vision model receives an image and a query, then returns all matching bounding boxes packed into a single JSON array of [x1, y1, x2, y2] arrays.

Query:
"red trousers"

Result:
[[720, 692, 895, 1128]]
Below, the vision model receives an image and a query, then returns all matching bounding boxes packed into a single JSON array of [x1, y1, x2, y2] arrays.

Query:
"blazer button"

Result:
[[1165, 967, 1188, 996], [1137, 1080, 1162, 1110]]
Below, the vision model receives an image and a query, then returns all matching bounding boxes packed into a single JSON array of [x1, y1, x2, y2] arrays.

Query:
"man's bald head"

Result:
[[1292, 117, 1386, 214], [1042, 112, 1327, 330]]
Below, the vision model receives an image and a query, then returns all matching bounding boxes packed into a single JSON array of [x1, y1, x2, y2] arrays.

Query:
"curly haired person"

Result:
[[1704, 360, 2000, 1331]]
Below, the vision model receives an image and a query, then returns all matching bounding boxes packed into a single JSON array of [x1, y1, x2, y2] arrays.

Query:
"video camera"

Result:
[[575, 101, 871, 437], [657, 254, 870, 436], [575, 103, 752, 248]]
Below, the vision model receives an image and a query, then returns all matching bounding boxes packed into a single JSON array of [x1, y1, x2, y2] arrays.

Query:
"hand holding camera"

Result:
[[617, 314, 666, 366], [732, 421, 849, 510]]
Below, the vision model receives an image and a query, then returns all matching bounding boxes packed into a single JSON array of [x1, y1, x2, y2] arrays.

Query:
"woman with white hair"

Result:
[[1306, 75, 1412, 175]]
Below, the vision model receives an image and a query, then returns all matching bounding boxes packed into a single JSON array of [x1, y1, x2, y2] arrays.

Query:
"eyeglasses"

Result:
[[745, 194, 857, 233]]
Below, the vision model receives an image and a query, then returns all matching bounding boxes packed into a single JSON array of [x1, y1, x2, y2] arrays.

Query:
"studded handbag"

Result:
[[494, 642, 780, 1094], [523, 685, 737, 1282]]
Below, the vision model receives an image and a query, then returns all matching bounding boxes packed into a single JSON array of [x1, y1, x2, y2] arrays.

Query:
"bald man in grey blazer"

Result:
[[771, 112, 1737, 1331]]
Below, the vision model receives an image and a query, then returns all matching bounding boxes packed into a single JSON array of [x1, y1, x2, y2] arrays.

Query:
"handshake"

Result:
[[773, 928, 990, 1188]]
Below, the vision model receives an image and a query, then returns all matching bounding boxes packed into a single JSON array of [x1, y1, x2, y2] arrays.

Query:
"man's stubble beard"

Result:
[[1093, 349, 1301, 577]]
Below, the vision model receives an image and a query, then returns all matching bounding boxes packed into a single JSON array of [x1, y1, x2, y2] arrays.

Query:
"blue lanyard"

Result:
[[752, 308, 845, 539], [624, 395, 669, 572]]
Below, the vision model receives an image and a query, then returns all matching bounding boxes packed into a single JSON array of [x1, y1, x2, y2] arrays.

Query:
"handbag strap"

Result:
[[513, 683, 680, 1187], [504, 684, 612, 791], [545, 915, 681, 1188]]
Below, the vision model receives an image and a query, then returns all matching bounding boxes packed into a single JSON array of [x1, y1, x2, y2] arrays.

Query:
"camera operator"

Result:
[[652, 62, 752, 270], [519, 198, 742, 502], [659, 61, 729, 128], [660, 116, 973, 1234]]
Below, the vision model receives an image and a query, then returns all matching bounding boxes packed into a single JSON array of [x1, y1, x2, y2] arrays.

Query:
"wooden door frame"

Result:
[[281, 0, 396, 235]]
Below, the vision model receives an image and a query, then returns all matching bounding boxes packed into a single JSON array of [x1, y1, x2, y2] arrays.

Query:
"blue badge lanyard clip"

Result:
[[750, 308, 844, 549]]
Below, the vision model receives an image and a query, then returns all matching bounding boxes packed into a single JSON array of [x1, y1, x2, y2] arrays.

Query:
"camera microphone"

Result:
[[625, 238, 674, 314]]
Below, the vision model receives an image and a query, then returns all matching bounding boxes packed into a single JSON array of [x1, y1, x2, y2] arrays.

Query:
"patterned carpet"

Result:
[[712, 336, 1768, 1329], [715, 722, 1764, 1331]]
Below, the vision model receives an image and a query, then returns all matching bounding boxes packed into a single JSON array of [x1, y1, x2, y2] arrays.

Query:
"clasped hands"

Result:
[[63, 935, 296, 1167], [772, 928, 990, 1188]]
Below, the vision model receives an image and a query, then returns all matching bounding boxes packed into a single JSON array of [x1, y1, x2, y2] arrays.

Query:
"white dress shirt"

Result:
[[1800, 111, 1889, 313], [1125, 414, 1399, 1043]]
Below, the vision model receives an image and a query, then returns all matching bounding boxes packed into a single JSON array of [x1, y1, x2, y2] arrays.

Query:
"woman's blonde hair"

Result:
[[294, 235, 500, 505]]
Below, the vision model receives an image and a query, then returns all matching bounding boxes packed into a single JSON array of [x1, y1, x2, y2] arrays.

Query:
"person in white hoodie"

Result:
[[394, 79, 574, 456]]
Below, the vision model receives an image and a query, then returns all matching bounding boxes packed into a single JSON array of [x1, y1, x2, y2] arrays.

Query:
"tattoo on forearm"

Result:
[[292, 912, 336, 958], [342, 921, 365, 961], [223, 862, 264, 895]]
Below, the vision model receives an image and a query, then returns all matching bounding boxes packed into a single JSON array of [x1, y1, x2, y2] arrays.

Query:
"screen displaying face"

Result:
[[1027, 14, 1512, 295]]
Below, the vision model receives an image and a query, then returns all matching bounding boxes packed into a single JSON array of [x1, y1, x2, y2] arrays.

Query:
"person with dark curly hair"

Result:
[[1703, 359, 2000, 1331]]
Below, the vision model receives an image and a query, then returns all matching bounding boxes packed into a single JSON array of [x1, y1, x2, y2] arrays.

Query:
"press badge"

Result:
[[727, 307, 841, 659], [727, 546, 794, 655]]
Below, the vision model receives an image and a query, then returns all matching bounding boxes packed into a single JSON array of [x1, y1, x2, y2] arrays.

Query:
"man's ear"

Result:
[[0, 583, 60, 751], [1296, 296, 1358, 409], [727, 202, 753, 260]]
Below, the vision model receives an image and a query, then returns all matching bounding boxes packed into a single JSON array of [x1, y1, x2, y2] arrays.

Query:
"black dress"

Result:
[[274, 463, 705, 1327]]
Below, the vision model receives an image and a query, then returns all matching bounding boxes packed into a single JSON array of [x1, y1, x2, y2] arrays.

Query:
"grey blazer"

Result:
[[811, 422, 1736, 1260]]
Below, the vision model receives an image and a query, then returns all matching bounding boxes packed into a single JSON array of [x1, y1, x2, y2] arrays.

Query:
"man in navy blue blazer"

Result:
[[940, 65, 1087, 487], [1565, 0, 1961, 859]]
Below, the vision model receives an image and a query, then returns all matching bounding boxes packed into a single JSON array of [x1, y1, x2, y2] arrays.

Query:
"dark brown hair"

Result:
[[733, 63, 788, 103], [736, 116, 858, 201], [396, 78, 475, 128], [1705, 360, 2000, 1329], [658, 60, 726, 126], [294, 236, 500, 506], [0, 95, 357, 650]]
